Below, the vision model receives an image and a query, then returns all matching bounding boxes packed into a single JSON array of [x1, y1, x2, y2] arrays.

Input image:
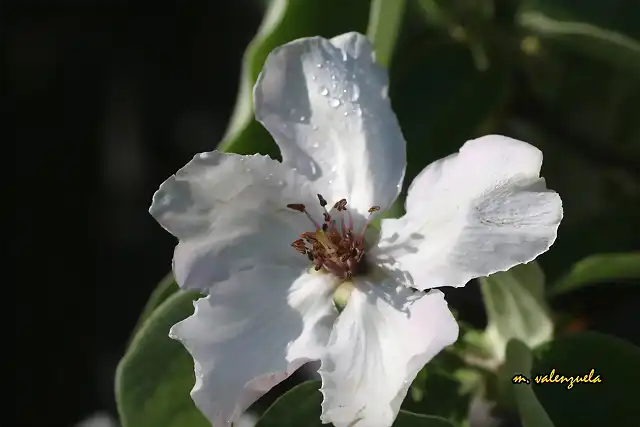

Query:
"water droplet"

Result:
[[343, 111, 348, 116], [311, 75, 317, 81], [316, 63, 323, 68], [300, 115, 306, 122], [266, 173, 273, 180], [350, 85, 360, 102], [330, 165, 337, 172], [331, 74, 336, 81], [310, 163, 317, 174], [328, 179, 333, 185], [198, 152, 209, 159], [329, 98, 341, 108], [278, 180, 285, 186], [312, 142, 319, 148], [320, 87, 329, 96], [343, 89, 347, 94]]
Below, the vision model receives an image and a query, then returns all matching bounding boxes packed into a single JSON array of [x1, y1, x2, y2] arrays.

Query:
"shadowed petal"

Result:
[[170, 265, 339, 425], [150, 151, 323, 291]]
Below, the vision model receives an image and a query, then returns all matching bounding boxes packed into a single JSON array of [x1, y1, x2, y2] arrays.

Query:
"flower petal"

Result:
[[150, 151, 324, 291], [371, 135, 563, 291], [170, 265, 339, 425], [319, 281, 458, 427], [254, 32, 406, 217]]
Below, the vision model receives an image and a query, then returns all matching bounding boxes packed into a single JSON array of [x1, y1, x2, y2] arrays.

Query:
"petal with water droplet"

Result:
[[254, 32, 406, 217]]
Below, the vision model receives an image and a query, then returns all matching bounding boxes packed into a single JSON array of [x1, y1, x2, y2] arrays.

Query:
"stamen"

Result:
[[286, 197, 374, 281]]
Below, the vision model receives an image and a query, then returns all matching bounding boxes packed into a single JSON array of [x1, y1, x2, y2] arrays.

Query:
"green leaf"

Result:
[[367, 0, 407, 68], [402, 350, 473, 425], [116, 291, 206, 427], [504, 340, 555, 427], [256, 381, 455, 427], [532, 332, 640, 427], [479, 262, 553, 362], [219, 0, 369, 156], [517, 0, 640, 72], [130, 273, 178, 340], [395, 411, 456, 427], [550, 252, 640, 296]]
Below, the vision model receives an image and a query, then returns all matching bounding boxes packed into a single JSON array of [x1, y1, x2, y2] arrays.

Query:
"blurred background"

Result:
[[6, 0, 638, 426]]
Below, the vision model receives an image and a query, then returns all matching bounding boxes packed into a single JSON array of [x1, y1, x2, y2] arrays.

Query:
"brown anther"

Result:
[[287, 203, 306, 212], [334, 199, 348, 211], [289, 195, 371, 280]]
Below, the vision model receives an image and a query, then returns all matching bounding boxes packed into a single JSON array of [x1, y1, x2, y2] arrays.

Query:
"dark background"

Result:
[[6, 1, 639, 426], [8, 1, 262, 425]]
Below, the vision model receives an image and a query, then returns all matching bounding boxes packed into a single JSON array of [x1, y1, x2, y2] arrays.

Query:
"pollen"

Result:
[[286, 194, 380, 280]]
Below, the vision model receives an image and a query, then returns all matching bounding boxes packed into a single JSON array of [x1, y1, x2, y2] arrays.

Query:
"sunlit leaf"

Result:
[[551, 252, 640, 296], [479, 262, 553, 362]]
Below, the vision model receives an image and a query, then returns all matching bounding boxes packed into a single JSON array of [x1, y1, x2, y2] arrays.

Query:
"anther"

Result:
[[333, 199, 347, 211], [287, 203, 306, 212], [368, 206, 381, 213], [317, 194, 328, 207]]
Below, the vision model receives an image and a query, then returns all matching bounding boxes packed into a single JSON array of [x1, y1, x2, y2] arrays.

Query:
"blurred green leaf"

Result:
[[551, 252, 640, 296], [391, 39, 509, 184], [256, 381, 455, 426], [116, 291, 206, 427], [367, 0, 406, 68], [219, 0, 369, 156], [532, 332, 640, 427], [479, 262, 553, 362], [504, 340, 555, 427], [130, 273, 178, 341], [518, 0, 640, 72], [402, 350, 473, 426]]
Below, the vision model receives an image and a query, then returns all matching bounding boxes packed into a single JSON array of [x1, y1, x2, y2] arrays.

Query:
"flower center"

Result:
[[287, 194, 380, 281]]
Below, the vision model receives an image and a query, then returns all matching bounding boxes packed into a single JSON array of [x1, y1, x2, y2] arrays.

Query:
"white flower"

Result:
[[149, 32, 562, 427]]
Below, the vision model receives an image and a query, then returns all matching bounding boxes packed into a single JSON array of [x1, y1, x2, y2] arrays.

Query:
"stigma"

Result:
[[287, 194, 380, 280]]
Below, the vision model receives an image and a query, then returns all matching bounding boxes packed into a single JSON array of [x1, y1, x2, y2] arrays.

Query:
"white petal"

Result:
[[254, 32, 406, 217], [319, 281, 458, 427], [170, 265, 339, 425], [150, 151, 324, 291], [371, 135, 563, 290]]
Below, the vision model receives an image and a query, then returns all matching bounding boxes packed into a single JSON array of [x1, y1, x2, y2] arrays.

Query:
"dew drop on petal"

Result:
[[328, 179, 333, 185], [311, 75, 317, 81], [329, 98, 341, 108], [320, 87, 329, 96], [316, 63, 323, 68], [278, 180, 285, 186], [312, 141, 319, 148], [310, 163, 317, 175], [343, 111, 348, 116], [300, 116, 306, 122], [350, 85, 360, 102], [198, 152, 209, 159], [330, 165, 337, 172]]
